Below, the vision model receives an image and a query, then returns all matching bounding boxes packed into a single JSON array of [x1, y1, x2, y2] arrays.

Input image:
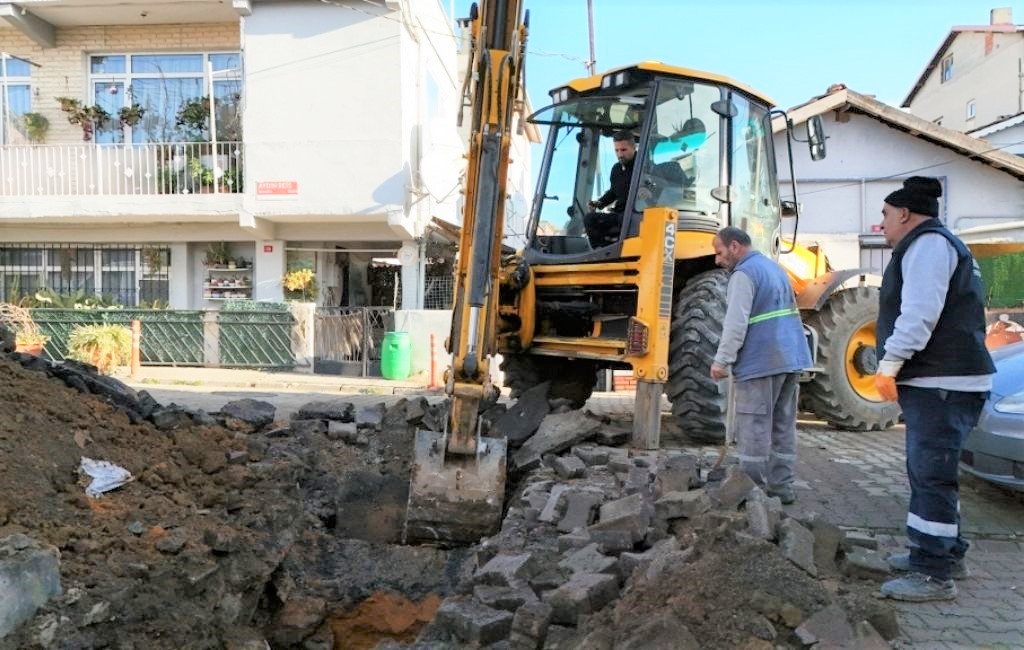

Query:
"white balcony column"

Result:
[[168, 243, 191, 309], [254, 239, 285, 302], [398, 241, 422, 309]]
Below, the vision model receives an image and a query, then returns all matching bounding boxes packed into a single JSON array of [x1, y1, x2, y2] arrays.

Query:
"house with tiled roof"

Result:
[[774, 84, 1024, 287]]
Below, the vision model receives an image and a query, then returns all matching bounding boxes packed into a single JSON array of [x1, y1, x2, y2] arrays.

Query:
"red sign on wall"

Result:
[[263, 245, 274, 253], [256, 181, 298, 198]]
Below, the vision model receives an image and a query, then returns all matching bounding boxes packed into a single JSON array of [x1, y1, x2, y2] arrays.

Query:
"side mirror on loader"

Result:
[[807, 115, 827, 161], [781, 200, 799, 218]]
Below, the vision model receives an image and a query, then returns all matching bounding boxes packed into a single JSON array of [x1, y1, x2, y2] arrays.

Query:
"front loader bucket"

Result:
[[403, 429, 507, 546]]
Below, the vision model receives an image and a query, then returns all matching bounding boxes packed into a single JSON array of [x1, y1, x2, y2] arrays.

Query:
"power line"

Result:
[[323, 2, 1024, 208]]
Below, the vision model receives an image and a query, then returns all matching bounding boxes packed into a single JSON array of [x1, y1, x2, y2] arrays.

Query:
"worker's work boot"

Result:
[[887, 551, 970, 580], [767, 485, 796, 505], [880, 572, 957, 602]]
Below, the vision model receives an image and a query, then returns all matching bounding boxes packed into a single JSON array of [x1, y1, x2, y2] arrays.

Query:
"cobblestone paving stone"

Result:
[[588, 395, 1024, 649], [151, 389, 1024, 648]]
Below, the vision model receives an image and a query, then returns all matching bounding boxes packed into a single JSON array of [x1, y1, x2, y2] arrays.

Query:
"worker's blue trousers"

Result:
[[898, 385, 987, 581]]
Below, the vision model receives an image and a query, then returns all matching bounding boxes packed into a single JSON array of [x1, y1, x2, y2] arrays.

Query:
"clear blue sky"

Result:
[[449, 1, 1013, 110]]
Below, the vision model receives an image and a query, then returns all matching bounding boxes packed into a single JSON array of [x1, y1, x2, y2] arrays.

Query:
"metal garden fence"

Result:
[[31, 301, 295, 369], [313, 306, 393, 376]]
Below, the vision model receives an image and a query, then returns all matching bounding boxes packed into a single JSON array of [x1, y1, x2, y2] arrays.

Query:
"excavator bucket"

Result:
[[403, 429, 508, 546]]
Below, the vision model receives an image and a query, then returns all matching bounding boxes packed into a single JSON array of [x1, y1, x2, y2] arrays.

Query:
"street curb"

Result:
[[123, 379, 438, 395]]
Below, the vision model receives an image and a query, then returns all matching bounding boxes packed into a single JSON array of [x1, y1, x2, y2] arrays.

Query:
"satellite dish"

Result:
[[420, 117, 466, 198]]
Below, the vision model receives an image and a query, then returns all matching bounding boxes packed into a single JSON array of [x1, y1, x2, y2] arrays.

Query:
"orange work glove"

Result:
[[874, 373, 898, 402]]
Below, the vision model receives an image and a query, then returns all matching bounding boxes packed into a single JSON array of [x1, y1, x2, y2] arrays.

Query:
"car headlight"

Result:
[[994, 390, 1024, 414]]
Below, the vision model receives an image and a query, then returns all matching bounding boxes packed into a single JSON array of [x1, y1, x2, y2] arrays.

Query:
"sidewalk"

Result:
[[116, 366, 431, 395]]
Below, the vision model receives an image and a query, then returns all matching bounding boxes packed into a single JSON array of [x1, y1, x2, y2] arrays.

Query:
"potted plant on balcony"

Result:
[[220, 167, 241, 192], [176, 96, 210, 142], [204, 242, 232, 268], [20, 112, 50, 143], [56, 96, 79, 113], [177, 96, 237, 178], [118, 103, 145, 129], [55, 97, 111, 142], [188, 156, 216, 193]]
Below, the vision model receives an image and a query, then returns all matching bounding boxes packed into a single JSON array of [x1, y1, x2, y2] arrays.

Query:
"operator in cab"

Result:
[[584, 130, 636, 248]]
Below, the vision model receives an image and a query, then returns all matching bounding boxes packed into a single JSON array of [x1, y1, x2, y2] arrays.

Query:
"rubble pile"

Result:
[[410, 411, 899, 649], [1, 352, 898, 649], [0, 354, 464, 649]]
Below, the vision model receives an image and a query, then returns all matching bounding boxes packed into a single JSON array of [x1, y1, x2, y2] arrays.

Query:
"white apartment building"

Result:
[[902, 7, 1024, 132], [0, 0, 535, 310]]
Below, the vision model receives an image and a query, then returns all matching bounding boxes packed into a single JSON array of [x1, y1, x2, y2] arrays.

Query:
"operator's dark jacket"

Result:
[[594, 157, 635, 212]]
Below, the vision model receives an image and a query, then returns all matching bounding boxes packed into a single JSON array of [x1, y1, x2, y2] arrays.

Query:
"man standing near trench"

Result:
[[710, 226, 811, 504], [874, 176, 994, 602]]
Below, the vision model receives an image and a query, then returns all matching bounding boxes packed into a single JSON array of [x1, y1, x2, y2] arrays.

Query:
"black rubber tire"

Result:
[[802, 287, 901, 431], [665, 269, 729, 443], [499, 354, 597, 408]]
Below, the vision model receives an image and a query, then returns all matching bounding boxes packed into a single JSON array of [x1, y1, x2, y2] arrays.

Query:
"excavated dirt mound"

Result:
[[1, 354, 897, 649], [0, 357, 467, 649], [576, 535, 891, 649], [0, 357, 297, 648]]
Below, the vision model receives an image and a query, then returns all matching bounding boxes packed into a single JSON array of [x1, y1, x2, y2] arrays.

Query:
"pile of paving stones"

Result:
[[406, 406, 900, 649]]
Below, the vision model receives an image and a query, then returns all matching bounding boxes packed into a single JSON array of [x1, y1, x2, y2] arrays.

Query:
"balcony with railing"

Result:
[[0, 141, 243, 197]]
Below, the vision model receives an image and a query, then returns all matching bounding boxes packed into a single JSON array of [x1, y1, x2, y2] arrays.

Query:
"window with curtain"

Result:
[[89, 52, 242, 144], [1, 56, 32, 145]]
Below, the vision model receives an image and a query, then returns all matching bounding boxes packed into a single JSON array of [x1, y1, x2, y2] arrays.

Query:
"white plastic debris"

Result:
[[79, 458, 132, 497]]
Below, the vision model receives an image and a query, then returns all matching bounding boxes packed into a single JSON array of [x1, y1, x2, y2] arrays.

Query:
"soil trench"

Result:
[[0, 354, 897, 649]]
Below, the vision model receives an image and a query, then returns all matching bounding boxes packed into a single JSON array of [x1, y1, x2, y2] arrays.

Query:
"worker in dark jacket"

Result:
[[584, 130, 636, 248], [875, 176, 995, 602]]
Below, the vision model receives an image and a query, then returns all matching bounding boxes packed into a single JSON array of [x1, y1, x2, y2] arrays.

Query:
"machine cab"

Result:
[[526, 63, 784, 264]]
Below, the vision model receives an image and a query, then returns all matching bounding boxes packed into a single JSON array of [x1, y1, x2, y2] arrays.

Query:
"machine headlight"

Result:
[[994, 390, 1024, 414], [549, 86, 571, 103], [600, 71, 630, 89]]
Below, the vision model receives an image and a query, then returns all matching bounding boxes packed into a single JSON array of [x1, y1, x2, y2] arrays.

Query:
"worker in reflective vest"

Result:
[[711, 226, 812, 504]]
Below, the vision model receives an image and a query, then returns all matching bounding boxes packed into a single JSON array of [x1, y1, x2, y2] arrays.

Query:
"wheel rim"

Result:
[[845, 320, 881, 401]]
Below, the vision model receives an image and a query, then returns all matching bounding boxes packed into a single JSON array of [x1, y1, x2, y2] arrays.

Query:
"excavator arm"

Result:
[[403, 0, 528, 546], [448, 0, 528, 451]]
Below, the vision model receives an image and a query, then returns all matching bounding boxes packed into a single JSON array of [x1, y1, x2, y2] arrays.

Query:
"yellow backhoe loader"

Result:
[[405, 1, 897, 546]]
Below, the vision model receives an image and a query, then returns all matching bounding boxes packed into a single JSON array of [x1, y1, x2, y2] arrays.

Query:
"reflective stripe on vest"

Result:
[[748, 306, 799, 325]]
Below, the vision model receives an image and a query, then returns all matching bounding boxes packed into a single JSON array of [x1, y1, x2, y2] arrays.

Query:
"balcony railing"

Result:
[[0, 142, 244, 197]]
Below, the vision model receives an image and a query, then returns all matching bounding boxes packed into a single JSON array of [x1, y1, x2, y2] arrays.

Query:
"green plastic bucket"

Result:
[[380, 331, 412, 380]]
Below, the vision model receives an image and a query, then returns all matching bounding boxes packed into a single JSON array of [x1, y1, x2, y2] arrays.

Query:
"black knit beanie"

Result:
[[884, 176, 942, 218]]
